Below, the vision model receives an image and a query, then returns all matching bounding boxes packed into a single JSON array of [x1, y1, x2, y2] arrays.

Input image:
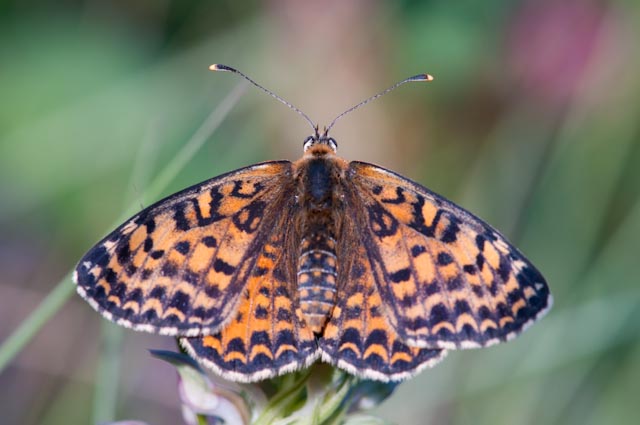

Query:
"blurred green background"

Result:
[[1, 0, 639, 424]]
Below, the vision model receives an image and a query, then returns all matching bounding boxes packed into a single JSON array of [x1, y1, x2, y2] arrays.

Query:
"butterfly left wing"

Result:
[[346, 162, 552, 350], [181, 204, 319, 382], [74, 161, 293, 336]]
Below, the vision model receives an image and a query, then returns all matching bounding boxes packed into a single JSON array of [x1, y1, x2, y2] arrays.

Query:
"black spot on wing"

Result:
[[345, 305, 363, 319], [379, 187, 406, 205], [116, 244, 131, 265], [85, 245, 110, 269], [232, 201, 266, 233], [202, 236, 217, 248], [161, 262, 178, 277], [174, 187, 227, 231], [104, 268, 117, 284], [409, 195, 443, 238], [411, 245, 426, 257], [225, 337, 246, 355], [213, 259, 235, 275], [150, 250, 164, 260], [143, 237, 153, 252], [149, 286, 166, 300], [231, 180, 264, 198], [389, 268, 411, 283], [446, 275, 463, 291], [368, 203, 399, 238], [250, 330, 270, 346], [144, 218, 156, 233], [173, 202, 191, 231], [254, 267, 269, 277], [364, 329, 388, 347], [175, 241, 190, 255], [141, 268, 153, 280], [463, 264, 476, 274], [254, 306, 269, 319], [437, 252, 454, 265], [168, 291, 190, 313], [276, 308, 291, 321], [440, 216, 460, 243], [497, 255, 511, 282]]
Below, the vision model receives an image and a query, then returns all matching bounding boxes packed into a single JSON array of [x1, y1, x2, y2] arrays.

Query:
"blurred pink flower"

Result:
[[507, 0, 606, 105]]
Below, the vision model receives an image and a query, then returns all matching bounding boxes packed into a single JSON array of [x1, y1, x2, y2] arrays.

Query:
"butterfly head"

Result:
[[303, 127, 338, 154]]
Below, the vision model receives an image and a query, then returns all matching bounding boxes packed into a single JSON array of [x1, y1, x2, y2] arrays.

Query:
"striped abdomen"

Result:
[[297, 233, 337, 333]]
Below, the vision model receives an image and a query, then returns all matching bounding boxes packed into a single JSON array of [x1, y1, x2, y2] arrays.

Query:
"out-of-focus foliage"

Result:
[[1, 1, 638, 424]]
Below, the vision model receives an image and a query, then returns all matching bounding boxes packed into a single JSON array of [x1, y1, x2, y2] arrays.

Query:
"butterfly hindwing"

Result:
[[181, 202, 320, 382], [348, 162, 552, 349], [319, 212, 446, 382], [74, 161, 293, 336]]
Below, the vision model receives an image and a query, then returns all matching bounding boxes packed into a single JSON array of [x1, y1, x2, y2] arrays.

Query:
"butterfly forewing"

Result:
[[348, 162, 552, 349], [74, 161, 293, 336]]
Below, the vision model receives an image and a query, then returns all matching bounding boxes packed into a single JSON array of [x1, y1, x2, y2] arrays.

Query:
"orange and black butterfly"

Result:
[[74, 65, 551, 382]]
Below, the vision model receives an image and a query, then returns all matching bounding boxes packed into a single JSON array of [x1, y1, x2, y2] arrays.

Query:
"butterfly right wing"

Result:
[[346, 161, 551, 350], [319, 213, 446, 382], [74, 161, 293, 337]]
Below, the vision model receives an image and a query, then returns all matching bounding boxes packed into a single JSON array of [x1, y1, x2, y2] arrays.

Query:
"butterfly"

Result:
[[74, 65, 552, 383]]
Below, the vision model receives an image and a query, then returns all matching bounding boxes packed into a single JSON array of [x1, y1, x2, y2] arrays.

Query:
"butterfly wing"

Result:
[[319, 213, 446, 382], [346, 162, 552, 349], [181, 205, 319, 382], [74, 161, 293, 336]]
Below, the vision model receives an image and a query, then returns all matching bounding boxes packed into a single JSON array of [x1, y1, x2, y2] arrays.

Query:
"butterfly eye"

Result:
[[327, 138, 338, 152], [303, 136, 315, 151]]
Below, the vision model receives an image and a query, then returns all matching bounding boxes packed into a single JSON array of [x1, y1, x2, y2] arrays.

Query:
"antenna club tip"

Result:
[[209, 64, 234, 72], [406, 73, 434, 83]]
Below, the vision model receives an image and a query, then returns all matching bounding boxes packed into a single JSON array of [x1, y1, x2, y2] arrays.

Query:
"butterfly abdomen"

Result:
[[297, 233, 338, 334], [294, 152, 346, 334]]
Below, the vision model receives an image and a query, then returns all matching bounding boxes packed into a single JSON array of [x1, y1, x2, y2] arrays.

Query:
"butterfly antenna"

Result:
[[325, 73, 434, 135], [210, 64, 317, 134]]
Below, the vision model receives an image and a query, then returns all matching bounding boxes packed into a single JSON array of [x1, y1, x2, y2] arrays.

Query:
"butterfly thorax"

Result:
[[294, 143, 346, 334]]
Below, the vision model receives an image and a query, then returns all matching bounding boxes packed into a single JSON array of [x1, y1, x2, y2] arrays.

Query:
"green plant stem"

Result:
[[92, 323, 124, 423], [0, 273, 75, 372], [144, 82, 247, 203], [254, 370, 312, 425], [312, 377, 354, 424]]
